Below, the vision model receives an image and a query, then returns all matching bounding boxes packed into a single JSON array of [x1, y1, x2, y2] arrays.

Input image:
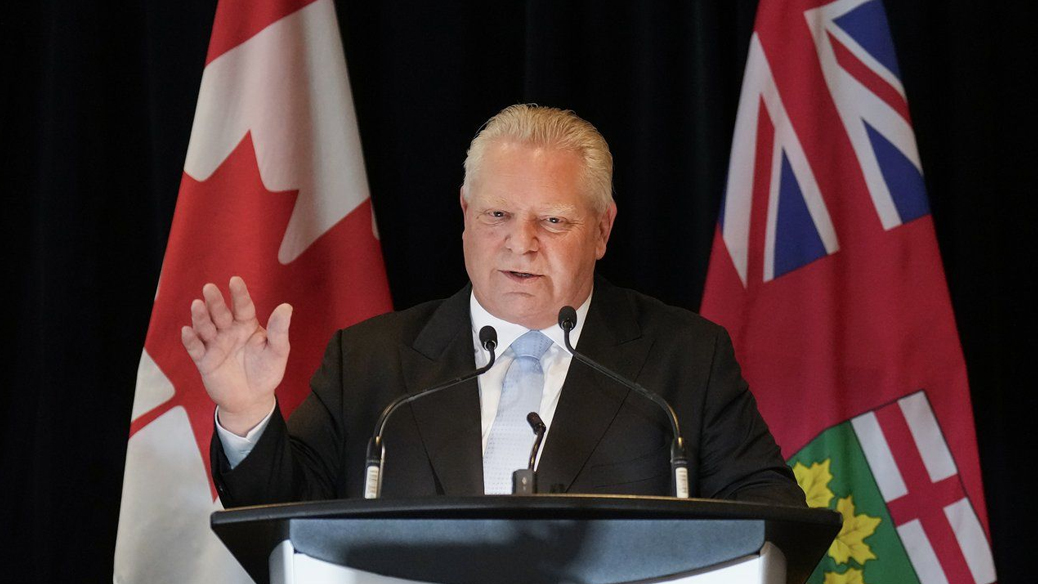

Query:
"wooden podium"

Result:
[[212, 495, 840, 584]]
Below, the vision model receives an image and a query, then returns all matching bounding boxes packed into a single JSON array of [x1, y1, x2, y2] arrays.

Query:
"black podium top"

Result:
[[212, 495, 840, 584]]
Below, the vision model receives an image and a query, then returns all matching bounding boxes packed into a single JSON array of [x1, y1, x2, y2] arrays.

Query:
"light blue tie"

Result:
[[483, 330, 554, 494]]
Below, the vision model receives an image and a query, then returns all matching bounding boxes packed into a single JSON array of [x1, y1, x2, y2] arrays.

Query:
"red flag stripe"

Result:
[[827, 32, 912, 124]]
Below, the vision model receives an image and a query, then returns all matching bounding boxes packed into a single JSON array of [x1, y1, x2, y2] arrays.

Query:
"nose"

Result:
[[506, 218, 539, 254]]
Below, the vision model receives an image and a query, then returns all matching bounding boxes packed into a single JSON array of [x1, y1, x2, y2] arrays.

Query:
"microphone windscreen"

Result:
[[526, 411, 546, 432], [557, 306, 578, 331], [478, 325, 498, 351]]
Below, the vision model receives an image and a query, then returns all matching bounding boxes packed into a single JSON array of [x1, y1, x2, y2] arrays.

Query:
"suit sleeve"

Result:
[[211, 331, 346, 507], [696, 327, 807, 507]]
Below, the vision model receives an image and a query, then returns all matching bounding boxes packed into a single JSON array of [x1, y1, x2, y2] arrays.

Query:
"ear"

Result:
[[459, 186, 469, 215], [594, 201, 618, 259]]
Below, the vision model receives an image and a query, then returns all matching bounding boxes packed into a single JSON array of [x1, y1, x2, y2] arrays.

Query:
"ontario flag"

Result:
[[701, 1, 996, 583], [113, 0, 392, 581]]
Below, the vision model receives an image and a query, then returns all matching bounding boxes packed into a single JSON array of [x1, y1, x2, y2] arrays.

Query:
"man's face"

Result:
[[461, 140, 617, 329]]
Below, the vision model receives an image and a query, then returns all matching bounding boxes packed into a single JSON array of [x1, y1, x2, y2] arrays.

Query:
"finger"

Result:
[[266, 303, 293, 357], [229, 276, 257, 323], [190, 298, 218, 343], [203, 282, 233, 329], [181, 326, 207, 362]]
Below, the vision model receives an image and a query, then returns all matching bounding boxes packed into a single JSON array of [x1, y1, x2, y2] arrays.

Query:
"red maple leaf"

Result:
[[132, 132, 392, 498]]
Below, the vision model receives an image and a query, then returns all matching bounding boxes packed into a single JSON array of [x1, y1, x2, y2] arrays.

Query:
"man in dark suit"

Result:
[[182, 105, 805, 508]]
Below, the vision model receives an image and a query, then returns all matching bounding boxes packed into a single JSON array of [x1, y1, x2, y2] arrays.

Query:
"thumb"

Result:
[[266, 303, 293, 357]]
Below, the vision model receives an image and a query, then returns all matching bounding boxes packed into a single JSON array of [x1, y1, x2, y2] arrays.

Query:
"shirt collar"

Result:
[[469, 289, 592, 363]]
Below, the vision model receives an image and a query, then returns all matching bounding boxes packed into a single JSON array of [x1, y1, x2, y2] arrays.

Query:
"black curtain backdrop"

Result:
[[2, 1, 1034, 582]]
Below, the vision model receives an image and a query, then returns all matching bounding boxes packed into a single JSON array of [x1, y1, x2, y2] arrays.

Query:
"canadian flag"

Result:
[[113, 0, 392, 581]]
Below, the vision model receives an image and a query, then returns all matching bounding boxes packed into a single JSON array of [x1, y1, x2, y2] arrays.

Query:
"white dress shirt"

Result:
[[469, 292, 590, 466], [217, 291, 592, 469]]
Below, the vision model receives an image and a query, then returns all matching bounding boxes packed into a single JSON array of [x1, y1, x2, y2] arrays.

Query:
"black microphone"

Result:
[[512, 412, 547, 495], [557, 306, 691, 499], [364, 325, 498, 499], [526, 412, 546, 470]]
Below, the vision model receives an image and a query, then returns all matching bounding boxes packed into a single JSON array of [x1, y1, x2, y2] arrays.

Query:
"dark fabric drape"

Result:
[[2, 1, 1033, 582]]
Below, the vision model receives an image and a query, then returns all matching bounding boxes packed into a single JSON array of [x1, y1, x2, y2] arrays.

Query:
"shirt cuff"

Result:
[[214, 402, 277, 469]]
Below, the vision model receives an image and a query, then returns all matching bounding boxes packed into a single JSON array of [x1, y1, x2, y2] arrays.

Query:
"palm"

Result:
[[197, 320, 278, 402], [181, 277, 292, 431]]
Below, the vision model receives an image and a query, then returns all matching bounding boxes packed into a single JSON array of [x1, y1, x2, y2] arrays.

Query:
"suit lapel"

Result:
[[537, 279, 654, 492], [400, 286, 485, 496]]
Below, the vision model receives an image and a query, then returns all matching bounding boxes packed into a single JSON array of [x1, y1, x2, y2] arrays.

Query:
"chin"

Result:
[[514, 308, 559, 330]]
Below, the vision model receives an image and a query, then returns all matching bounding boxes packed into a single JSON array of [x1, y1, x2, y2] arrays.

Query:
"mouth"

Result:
[[502, 270, 542, 282]]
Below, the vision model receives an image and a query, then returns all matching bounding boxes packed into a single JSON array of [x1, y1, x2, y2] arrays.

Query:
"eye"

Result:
[[478, 209, 509, 224], [542, 216, 572, 232]]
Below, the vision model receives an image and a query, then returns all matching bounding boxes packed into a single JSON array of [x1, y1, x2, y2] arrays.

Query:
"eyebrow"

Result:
[[478, 197, 579, 217], [540, 203, 579, 217]]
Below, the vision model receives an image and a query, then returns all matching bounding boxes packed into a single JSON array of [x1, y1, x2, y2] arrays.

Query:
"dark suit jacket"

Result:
[[212, 277, 805, 507]]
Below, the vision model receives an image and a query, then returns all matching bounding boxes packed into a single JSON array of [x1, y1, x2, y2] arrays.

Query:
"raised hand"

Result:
[[180, 276, 292, 435]]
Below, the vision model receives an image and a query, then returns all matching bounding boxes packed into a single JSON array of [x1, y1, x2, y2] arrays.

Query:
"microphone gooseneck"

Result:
[[364, 325, 498, 499], [526, 412, 547, 470], [511, 411, 547, 495], [556, 306, 691, 499]]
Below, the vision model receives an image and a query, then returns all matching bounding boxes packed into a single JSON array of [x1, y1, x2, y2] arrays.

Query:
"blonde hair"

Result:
[[462, 104, 614, 213]]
